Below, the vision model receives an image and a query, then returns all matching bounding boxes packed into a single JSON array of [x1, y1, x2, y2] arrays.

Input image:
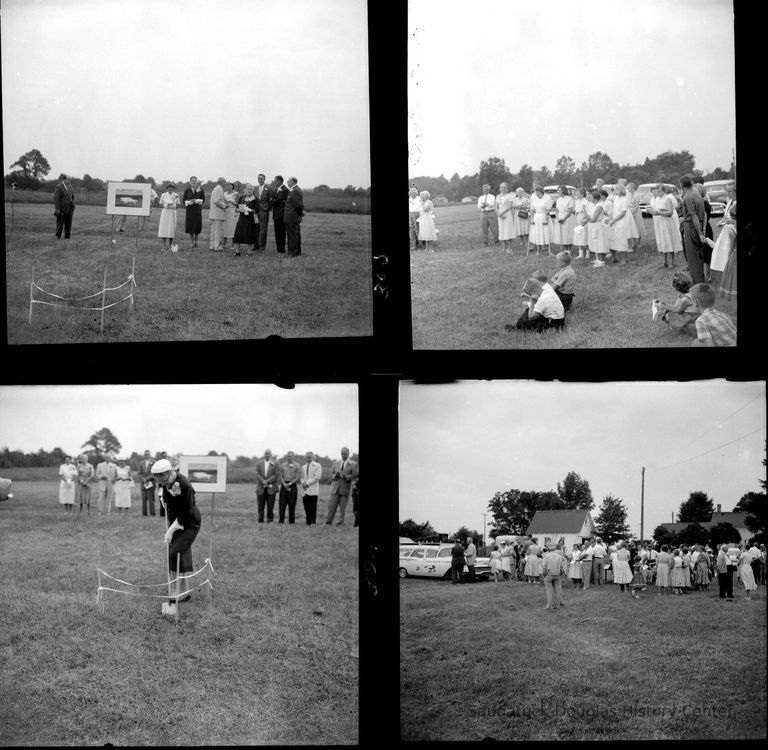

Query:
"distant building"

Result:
[[526, 509, 597, 551], [656, 504, 751, 542], [461, 196, 477, 203]]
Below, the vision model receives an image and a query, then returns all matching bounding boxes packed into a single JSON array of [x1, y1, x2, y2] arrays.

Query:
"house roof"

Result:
[[527, 510, 592, 535], [658, 512, 749, 534]]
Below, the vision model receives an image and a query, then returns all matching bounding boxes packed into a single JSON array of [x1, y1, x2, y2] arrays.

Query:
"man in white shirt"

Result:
[[580, 540, 594, 589], [541, 543, 565, 610], [477, 184, 498, 246], [409, 187, 422, 250], [592, 537, 607, 585], [208, 176, 228, 251], [299, 451, 323, 525], [465, 536, 477, 583], [509, 276, 565, 332], [95, 452, 117, 516]]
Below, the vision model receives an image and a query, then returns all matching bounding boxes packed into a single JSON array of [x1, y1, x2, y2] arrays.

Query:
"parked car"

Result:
[[636, 183, 681, 217], [702, 180, 734, 206], [398, 543, 492, 580], [708, 201, 727, 217]]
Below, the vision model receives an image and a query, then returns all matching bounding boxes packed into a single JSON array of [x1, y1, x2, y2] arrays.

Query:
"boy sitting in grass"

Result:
[[506, 274, 565, 332], [652, 270, 698, 337], [550, 251, 576, 311], [689, 283, 736, 347]]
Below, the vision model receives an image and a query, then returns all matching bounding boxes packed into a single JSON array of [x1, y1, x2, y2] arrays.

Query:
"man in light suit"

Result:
[[53, 175, 76, 239], [284, 176, 304, 257], [256, 174, 272, 252], [138, 450, 156, 516], [326, 446, 356, 526], [299, 451, 323, 525], [208, 176, 228, 251], [95, 452, 118, 516], [269, 175, 290, 253], [255, 448, 281, 523]]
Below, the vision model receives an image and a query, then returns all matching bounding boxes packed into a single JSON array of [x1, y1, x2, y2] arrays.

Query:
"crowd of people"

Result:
[[57, 446, 359, 527], [473, 535, 765, 610], [53, 173, 306, 256]]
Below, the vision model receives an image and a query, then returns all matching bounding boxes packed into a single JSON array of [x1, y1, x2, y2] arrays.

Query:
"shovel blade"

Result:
[[161, 602, 178, 616]]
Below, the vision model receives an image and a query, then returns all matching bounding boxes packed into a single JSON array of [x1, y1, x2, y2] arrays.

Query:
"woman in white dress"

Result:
[[495, 183, 516, 252], [58, 455, 76, 513], [613, 541, 633, 590], [568, 544, 583, 585], [648, 184, 682, 268], [572, 188, 590, 260], [552, 185, 576, 255], [524, 538, 542, 583], [586, 191, 608, 267], [417, 190, 436, 252], [113, 458, 135, 513], [738, 547, 757, 600], [625, 182, 643, 248], [529, 185, 552, 255], [157, 183, 180, 251], [600, 190, 614, 263], [222, 183, 239, 253], [511, 188, 530, 251], [608, 183, 632, 264]]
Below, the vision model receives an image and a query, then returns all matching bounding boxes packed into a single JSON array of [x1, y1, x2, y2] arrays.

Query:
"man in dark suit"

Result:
[[256, 173, 272, 252], [325, 446, 356, 526], [139, 450, 156, 516], [284, 176, 304, 256], [255, 448, 281, 522], [269, 175, 289, 253], [53, 175, 76, 238]]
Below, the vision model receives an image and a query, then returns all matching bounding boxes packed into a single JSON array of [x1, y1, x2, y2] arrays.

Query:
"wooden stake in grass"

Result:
[[28, 266, 35, 325], [99, 266, 107, 335]]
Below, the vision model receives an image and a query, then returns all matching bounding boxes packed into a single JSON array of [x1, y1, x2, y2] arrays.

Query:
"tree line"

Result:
[[4, 148, 371, 196], [401, 464, 766, 551], [410, 149, 735, 202]]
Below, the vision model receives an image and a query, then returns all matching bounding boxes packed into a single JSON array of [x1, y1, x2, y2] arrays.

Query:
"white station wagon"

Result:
[[399, 543, 492, 580]]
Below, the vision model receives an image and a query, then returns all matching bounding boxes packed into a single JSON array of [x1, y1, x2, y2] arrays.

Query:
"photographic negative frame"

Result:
[[178, 455, 227, 494], [106, 181, 152, 216]]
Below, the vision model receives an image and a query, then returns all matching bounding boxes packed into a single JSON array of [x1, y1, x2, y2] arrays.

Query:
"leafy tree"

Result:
[[709, 522, 741, 548], [677, 522, 710, 547], [488, 488, 564, 535], [517, 164, 534, 191], [678, 491, 714, 522], [734, 472, 767, 544], [557, 471, 594, 510], [399, 518, 437, 542], [652, 523, 677, 548], [478, 156, 512, 191], [314, 184, 330, 192], [451, 525, 484, 549], [593, 493, 631, 544], [10, 148, 51, 181], [81, 428, 122, 460], [553, 155, 577, 184], [533, 165, 552, 186]]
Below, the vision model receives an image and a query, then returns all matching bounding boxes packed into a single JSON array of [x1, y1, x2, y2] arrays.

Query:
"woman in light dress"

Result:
[[600, 189, 615, 263], [75, 454, 94, 516], [113, 458, 135, 513], [500, 541, 515, 580], [58, 455, 77, 513], [568, 543, 583, 585], [694, 545, 711, 591], [489, 545, 502, 582], [669, 549, 686, 594], [648, 184, 682, 267], [738, 546, 757, 600], [528, 185, 552, 255], [710, 185, 737, 296], [608, 183, 632, 264], [511, 188, 530, 251], [222, 183, 239, 253], [625, 182, 643, 249], [157, 183, 180, 251], [586, 191, 608, 267], [495, 183, 516, 252], [655, 544, 672, 593], [417, 190, 436, 252], [524, 538, 542, 583], [572, 188, 590, 260], [552, 185, 576, 255], [613, 541, 633, 591]]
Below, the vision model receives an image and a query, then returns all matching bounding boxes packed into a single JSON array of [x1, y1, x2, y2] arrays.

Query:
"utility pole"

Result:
[[481, 513, 488, 552], [640, 467, 645, 543]]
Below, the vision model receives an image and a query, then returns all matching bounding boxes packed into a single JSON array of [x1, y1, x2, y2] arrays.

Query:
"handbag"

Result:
[[517, 209, 529, 219]]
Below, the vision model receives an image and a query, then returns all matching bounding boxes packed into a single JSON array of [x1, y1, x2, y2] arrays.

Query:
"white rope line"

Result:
[[97, 558, 213, 588], [98, 578, 213, 600], [31, 293, 134, 311], [32, 274, 136, 300]]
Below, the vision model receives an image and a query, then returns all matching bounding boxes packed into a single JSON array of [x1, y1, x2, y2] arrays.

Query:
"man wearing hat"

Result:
[[95, 452, 118, 516]]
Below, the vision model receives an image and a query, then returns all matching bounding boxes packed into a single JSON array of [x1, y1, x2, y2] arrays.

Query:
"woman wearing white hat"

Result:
[[151, 458, 202, 603]]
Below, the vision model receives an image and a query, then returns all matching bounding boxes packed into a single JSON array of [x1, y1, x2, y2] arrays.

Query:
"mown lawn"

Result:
[[400, 577, 766, 741], [4, 202, 372, 343], [0, 481, 358, 745], [410, 203, 736, 349]]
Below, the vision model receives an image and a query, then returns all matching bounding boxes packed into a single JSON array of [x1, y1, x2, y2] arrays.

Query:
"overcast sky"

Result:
[[0, 384, 358, 459], [399, 380, 765, 539], [2, 0, 370, 188], [409, 0, 736, 179]]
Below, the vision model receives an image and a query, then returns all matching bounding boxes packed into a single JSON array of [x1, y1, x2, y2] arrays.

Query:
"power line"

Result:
[[652, 426, 765, 472]]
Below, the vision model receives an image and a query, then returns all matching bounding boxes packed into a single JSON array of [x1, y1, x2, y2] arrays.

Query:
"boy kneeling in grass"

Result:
[[689, 283, 736, 347], [550, 251, 576, 311], [652, 271, 698, 337], [505, 272, 565, 332]]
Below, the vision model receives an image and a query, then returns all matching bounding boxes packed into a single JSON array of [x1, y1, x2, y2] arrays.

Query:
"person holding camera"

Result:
[[53, 175, 76, 239]]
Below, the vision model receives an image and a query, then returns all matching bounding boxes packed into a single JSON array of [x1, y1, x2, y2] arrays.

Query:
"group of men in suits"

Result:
[[207, 174, 305, 256], [255, 447, 357, 526]]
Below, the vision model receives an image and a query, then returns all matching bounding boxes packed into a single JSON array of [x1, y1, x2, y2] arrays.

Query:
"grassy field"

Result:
[[410, 203, 736, 349], [4, 202, 372, 343], [400, 578, 766, 740], [0, 481, 358, 745]]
